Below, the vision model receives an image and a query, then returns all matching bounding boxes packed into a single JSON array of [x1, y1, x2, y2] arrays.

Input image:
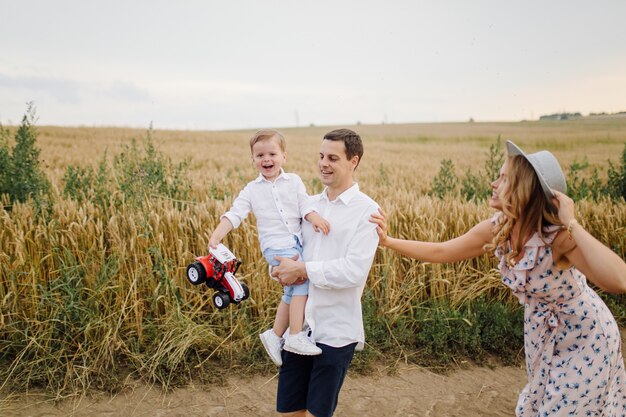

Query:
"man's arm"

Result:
[[305, 214, 379, 289], [274, 207, 379, 289]]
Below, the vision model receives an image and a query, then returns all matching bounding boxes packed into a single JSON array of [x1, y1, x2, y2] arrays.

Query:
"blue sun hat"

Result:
[[506, 140, 566, 211]]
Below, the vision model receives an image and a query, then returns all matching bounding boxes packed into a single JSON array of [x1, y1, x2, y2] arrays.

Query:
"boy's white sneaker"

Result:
[[259, 329, 283, 366], [283, 332, 322, 356]]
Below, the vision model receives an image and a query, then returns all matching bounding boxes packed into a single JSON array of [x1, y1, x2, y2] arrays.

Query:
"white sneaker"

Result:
[[283, 332, 322, 356], [259, 329, 283, 366]]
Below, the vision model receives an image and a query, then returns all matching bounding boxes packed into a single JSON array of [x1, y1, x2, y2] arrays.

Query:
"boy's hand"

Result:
[[207, 218, 234, 251], [306, 211, 330, 235], [312, 218, 330, 235], [207, 238, 220, 250]]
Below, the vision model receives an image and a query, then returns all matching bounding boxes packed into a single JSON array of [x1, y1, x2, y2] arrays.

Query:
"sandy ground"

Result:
[[1, 365, 527, 417], [3, 330, 624, 417]]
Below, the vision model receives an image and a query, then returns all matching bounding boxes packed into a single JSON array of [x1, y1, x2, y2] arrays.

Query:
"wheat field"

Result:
[[1, 117, 625, 397]]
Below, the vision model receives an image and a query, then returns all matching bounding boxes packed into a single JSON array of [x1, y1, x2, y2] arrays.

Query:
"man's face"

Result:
[[318, 139, 358, 190]]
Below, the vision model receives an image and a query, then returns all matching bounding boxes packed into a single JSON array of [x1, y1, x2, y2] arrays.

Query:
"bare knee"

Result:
[[278, 410, 307, 417], [278, 410, 318, 417]]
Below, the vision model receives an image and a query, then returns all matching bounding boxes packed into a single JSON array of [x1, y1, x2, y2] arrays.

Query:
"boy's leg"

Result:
[[287, 295, 306, 334], [283, 282, 321, 356], [260, 289, 290, 366], [286, 281, 308, 334], [274, 300, 290, 337]]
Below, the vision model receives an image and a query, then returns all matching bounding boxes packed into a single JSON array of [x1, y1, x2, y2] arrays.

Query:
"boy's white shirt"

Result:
[[221, 170, 315, 252], [302, 183, 380, 350]]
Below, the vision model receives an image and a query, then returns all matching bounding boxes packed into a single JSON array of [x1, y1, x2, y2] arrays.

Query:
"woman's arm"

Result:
[[370, 209, 493, 263], [552, 191, 626, 293]]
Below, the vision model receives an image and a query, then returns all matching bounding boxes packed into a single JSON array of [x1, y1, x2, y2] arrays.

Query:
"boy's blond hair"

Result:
[[249, 129, 286, 153]]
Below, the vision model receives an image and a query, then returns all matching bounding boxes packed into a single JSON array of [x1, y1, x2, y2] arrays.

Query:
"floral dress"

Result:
[[495, 219, 626, 416]]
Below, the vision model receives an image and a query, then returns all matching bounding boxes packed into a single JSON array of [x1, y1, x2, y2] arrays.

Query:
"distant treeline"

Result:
[[540, 110, 626, 121]]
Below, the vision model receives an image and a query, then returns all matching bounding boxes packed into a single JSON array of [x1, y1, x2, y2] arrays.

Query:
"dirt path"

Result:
[[3, 330, 624, 416], [2, 364, 527, 417]]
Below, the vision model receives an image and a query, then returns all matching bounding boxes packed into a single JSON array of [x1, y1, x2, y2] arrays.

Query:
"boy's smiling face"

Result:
[[252, 136, 286, 181]]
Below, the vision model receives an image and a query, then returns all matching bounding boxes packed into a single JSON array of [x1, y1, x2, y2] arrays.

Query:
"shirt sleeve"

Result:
[[294, 175, 316, 220], [305, 207, 380, 289], [221, 183, 253, 229]]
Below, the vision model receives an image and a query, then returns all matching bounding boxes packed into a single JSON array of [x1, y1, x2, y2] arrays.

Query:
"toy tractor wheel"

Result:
[[213, 292, 231, 309], [186, 261, 207, 285], [241, 283, 250, 301]]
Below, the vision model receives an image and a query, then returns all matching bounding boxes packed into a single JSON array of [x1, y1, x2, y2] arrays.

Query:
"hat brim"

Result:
[[505, 140, 558, 211]]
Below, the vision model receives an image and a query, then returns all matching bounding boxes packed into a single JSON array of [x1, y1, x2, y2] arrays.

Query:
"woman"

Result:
[[370, 140, 626, 416]]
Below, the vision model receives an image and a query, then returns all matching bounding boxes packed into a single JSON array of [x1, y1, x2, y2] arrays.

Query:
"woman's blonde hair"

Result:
[[485, 155, 561, 265]]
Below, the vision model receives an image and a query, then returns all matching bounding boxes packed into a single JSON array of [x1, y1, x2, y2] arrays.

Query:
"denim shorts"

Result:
[[277, 342, 357, 417], [263, 238, 307, 304]]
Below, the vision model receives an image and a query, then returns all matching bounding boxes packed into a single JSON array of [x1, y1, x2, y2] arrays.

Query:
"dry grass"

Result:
[[1, 118, 625, 396]]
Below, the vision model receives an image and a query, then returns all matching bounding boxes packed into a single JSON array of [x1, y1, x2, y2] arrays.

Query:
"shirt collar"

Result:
[[254, 168, 288, 183], [321, 183, 359, 204]]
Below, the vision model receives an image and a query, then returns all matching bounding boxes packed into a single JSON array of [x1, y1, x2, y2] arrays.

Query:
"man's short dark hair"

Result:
[[323, 129, 364, 167]]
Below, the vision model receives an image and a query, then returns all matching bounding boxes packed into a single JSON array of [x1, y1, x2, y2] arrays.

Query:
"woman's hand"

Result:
[[551, 190, 575, 226], [369, 208, 389, 246]]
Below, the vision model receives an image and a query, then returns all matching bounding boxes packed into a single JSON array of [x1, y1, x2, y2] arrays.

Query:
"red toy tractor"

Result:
[[186, 244, 249, 309]]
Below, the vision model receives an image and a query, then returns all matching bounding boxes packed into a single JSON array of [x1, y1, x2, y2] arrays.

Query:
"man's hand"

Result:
[[272, 254, 308, 286]]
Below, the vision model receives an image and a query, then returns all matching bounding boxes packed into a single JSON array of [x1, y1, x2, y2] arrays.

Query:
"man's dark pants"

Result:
[[277, 342, 357, 417]]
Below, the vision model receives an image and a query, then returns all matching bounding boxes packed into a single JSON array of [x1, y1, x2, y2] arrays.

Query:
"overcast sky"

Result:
[[1, 1, 625, 130]]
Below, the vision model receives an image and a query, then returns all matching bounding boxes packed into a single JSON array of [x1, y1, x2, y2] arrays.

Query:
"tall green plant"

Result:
[[113, 128, 190, 204], [429, 159, 458, 198], [63, 165, 95, 204], [63, 151, 113, 207], [605, 143, 626, 201], [460, 136, 504, 201], [63, 127, 191, 207], [0, 103, 51, 206], [567, 158, 603, 201], [484, 135, 504, 183], [0, 124, 11, 200]]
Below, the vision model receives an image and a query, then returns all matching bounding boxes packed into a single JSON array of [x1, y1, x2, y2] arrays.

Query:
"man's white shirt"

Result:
[[222, 170, 314, 252], [302, 183, 379, 350]]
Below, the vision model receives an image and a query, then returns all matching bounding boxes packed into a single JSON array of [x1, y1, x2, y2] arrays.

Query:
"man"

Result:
[[272, 128, 380, 417]]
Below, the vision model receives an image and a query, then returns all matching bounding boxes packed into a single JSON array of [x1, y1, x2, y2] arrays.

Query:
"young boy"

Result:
[[208, 129, 329, 366]]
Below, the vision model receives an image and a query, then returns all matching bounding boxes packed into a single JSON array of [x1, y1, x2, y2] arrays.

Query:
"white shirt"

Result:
[[222, 171, 315, 252], [302, 183, 380, 350]]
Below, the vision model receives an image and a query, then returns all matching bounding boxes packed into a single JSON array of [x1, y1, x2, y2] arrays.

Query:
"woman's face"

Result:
[[489, 161, 508, 211]]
